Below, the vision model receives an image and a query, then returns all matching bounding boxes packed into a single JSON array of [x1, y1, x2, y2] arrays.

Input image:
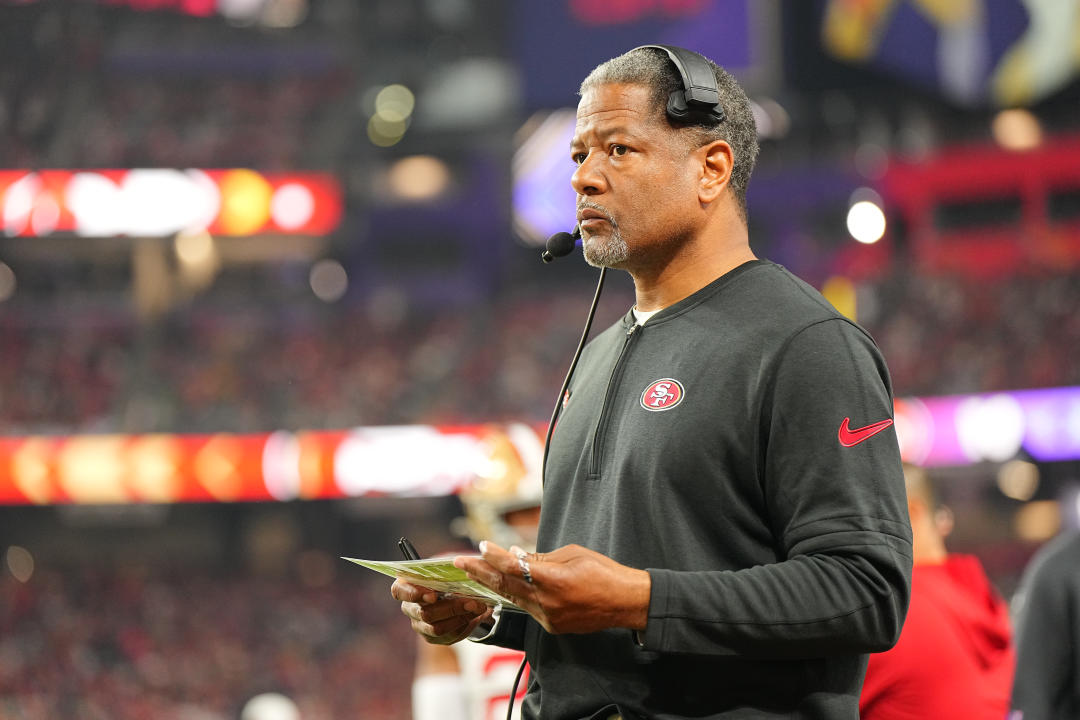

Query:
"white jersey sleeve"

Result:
[[454, 640, 527, 720]]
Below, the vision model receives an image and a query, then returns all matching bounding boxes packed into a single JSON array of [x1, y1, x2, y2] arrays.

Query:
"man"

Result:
[[394, 46, 912, 719], [1009, 530, 1080, 720], [860, 464, 1014, 719]]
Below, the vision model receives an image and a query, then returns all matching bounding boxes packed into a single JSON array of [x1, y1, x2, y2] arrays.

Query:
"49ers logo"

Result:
[[640, 378, 685, 411]]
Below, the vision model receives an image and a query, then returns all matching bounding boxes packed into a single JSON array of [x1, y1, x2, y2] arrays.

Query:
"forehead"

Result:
[[573, 83, 661, 141]]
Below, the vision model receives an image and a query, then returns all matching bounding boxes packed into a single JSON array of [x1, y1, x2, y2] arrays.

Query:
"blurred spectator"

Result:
[[860, 464, 1015, 720], [1009, 531, 1080, 720]]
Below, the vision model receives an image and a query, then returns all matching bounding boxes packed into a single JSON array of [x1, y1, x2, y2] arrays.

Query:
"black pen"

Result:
[[398, 536, 421, 561]]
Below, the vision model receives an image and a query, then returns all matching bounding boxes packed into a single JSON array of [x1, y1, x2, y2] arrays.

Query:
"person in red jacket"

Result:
[[860, 464, 1015, 719]]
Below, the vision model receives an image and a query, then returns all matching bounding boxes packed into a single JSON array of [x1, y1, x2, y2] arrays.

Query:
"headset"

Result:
[[633, 44, 726, 126]]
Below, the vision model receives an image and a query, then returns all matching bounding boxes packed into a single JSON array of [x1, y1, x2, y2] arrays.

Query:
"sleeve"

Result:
[[640, 319, 913, 658], [471, 604, 531, 652], [412, 674, 469, 720], [1010, 536, 1078, 718]]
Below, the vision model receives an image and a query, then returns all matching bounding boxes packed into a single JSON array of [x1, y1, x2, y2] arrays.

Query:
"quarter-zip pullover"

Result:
[[490, 260, 912, 719]]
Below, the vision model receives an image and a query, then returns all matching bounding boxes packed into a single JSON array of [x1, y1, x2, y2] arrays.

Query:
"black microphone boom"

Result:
[[541, 225, 581, 263]]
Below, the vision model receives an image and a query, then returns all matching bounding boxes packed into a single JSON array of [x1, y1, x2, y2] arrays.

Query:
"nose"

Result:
[[571, 151, 606, 197]]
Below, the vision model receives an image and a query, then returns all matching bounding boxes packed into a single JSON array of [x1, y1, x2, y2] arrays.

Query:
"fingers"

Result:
[[409, 608, 474, 643], [415, 607, 494, 646], [454, 541, 510, 584], [393, 573, 493, 643], [391, 578, 440, 604], [454, 541, 536, 601], [397, 590, 491, 645], [415, 597, 485, 625], [396, 584, 484, 622], [481, 540, 530, 576], [510, 545, 535, 585]]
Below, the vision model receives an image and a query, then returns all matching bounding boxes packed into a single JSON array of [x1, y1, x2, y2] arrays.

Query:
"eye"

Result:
[[571, 152, 587, 165], [611, 144, 629, 157]]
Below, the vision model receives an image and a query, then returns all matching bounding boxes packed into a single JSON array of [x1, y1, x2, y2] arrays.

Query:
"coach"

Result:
[[395, 45, 912, 719]]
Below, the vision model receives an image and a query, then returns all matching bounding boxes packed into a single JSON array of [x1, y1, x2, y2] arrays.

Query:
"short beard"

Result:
[[581, 222, 628, 268]]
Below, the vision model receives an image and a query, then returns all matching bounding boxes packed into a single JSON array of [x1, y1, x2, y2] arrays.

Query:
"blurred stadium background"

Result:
[[0, 0, 1079, 718]]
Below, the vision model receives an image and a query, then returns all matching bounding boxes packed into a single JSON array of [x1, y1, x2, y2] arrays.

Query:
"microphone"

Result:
[[541, 225, 581, 263]]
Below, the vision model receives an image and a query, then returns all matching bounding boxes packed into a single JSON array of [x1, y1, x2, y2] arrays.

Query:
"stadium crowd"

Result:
[[863, 268, 1080, 397], [0, 563, 412, 720], [72, 72, 349, 171], [1, 268, 1078, 435], [0, 5, 350, 172], [0, 266, 1075, 433]]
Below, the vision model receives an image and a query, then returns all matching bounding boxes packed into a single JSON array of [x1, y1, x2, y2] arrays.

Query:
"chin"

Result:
[[582, 234, 630, 269]]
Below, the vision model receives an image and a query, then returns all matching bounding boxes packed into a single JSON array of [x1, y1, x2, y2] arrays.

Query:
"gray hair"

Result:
[[580, 47, 759, 222]]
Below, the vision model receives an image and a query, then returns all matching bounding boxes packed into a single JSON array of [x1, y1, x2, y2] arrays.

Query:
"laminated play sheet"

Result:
[[343, 555, 526, 612]]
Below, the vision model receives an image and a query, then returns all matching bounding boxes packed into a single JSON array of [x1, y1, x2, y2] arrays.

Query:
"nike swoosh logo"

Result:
[[838, 417, 894, 447]]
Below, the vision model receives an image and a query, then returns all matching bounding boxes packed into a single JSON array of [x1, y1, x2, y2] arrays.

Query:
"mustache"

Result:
[[576, 200, 617, 228]]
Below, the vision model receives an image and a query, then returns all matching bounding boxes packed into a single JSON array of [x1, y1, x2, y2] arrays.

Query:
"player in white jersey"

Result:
[[411, 426, 542, 720], [412, 612, 533, 720]]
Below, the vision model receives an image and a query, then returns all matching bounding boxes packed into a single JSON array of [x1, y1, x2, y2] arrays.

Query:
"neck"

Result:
[[630, 218, 755, 312], [912, 521, 948, 566], [913, 542, 948, 566]]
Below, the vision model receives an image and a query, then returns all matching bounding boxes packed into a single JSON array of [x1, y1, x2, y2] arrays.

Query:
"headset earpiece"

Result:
[[633, 44, 726, 126]]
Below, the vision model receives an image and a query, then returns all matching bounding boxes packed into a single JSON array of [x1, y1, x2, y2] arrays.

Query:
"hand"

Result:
[[454, 541, 651, 635], [392, 578, 494, 645]]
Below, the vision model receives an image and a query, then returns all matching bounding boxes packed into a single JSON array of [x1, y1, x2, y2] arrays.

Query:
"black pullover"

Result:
[[489, 260, 912, 719]]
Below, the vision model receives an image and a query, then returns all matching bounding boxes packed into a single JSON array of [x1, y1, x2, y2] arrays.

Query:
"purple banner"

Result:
[[896, 386, 1080, 467], [514, 0, 761, 109]]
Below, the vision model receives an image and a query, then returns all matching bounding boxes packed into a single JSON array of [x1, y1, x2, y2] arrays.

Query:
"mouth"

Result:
[[576, 207, 611, 229]]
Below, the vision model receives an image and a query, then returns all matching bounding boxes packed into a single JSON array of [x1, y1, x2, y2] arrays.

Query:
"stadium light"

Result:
[[846, 188, 887, 244], [368, 84, 414, 147], [270, 183, 316, 230], [997, 459, 1039, 501], [992, 108, 1042, 152], [0, 262, 15, 302], [375, 84, 415, 121], [1014, 501, 1060, 542], [309, 259, 348, 302], [4, 546, 33, 583], [386, 156, 450, 201]]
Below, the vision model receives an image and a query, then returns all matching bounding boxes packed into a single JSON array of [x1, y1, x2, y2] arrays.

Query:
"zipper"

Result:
[[588, 322, 641, 479]]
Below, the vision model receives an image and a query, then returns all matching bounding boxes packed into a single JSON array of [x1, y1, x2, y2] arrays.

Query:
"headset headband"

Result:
[[633, 44, 725, 126]]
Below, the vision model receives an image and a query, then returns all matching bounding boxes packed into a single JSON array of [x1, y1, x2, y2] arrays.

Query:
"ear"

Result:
[[933, 505, 954, 539], [698, 140, 733, 204]]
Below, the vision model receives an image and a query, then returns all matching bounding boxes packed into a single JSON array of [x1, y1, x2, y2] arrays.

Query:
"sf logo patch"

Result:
[[640, 378, 684, 411]]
